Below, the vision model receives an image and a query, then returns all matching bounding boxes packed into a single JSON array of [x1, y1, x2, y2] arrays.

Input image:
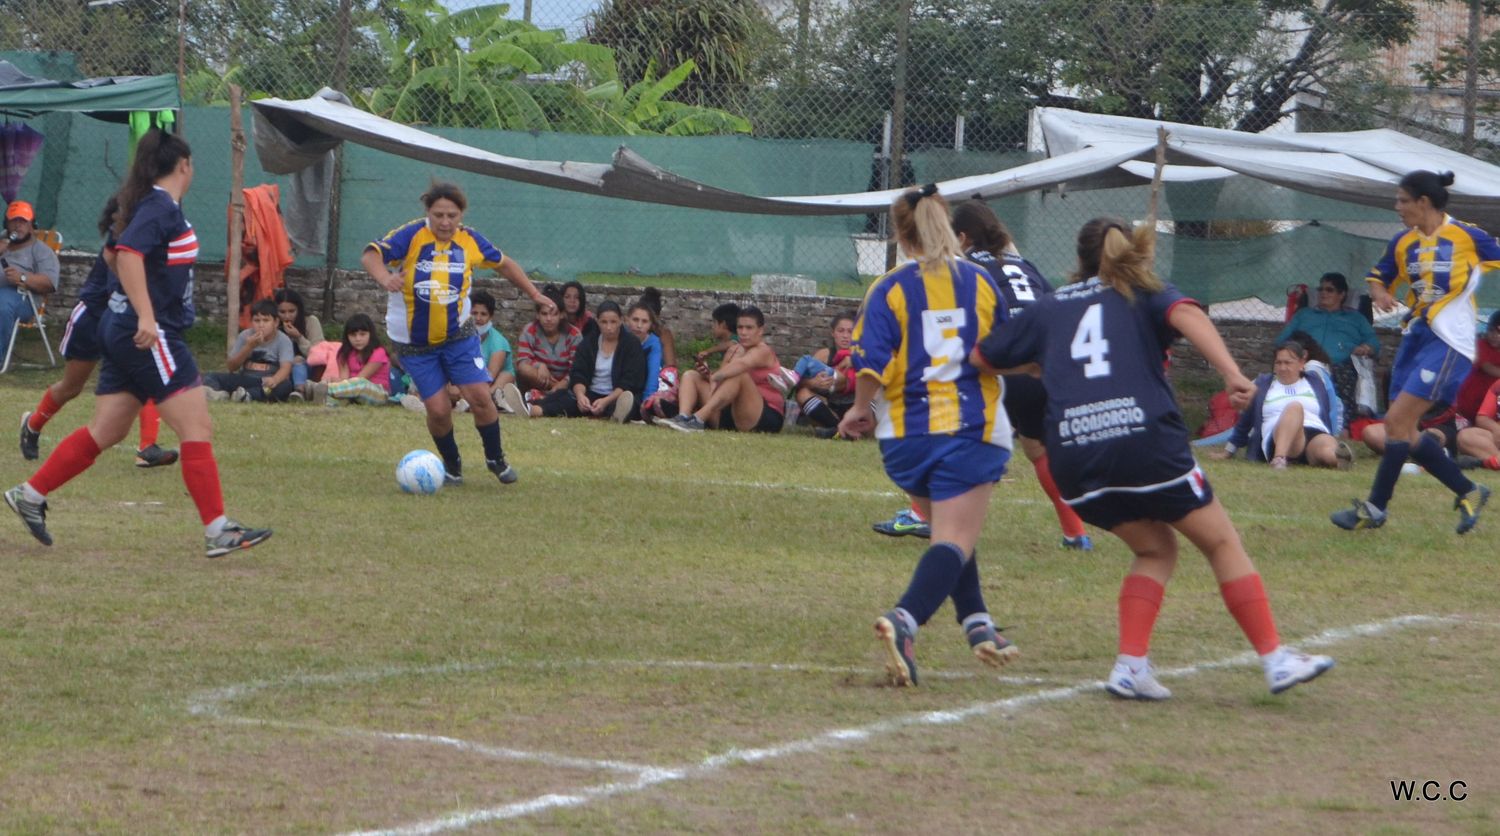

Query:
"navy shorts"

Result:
[[1002, 373, 1047, 440], [401, 334, 490, 401], [94, 313, 201, 403], [719, 403, 784, 433], [1069, 465, 1214, 531], [1389, 322, 1470, 405], [59, 302, 104, 362], [880, 434, 1010, 502]]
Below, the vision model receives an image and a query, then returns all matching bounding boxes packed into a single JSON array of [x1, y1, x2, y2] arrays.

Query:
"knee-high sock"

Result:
[[1118, 574, 1165, 656], [137, 399, 160, 448], [1033, 454, 1085, 538], [949, 550, 987, 624], [432, 430, 461, 472], [1410, 432, 1476, 496], [802, 396, 839, 428], [1368, 440, 1409, 511], [1220, 574, 1279, 655], [28, 389, 63, 432], [476, 418, 503, 463], [896, 542, 967, 626], [179, 441, 225, 526], [28, 427, 102, 495]]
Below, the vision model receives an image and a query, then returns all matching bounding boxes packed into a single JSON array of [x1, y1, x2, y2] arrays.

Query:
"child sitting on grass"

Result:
[[311, 313, 390, 405], [205, 299, 294, 402]]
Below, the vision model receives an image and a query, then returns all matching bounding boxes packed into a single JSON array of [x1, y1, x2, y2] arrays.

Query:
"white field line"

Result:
[[343, 613, 1449, 836]]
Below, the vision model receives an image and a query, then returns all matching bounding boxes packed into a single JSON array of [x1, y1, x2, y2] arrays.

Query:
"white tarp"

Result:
[[252, 92, 1500, 226]]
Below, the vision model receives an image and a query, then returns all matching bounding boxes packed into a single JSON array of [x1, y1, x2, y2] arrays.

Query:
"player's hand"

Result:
[[837, 404, 875, 440], [133, 318, 160, 350], [375, 271, 403, 293], [534, 295, 557, 315], [1370, 284, 1398, 313], [1224, 372, 1255, 411]]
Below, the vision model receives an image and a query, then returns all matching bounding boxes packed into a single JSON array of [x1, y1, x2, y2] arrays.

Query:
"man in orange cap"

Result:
[[0, 200, 59, 362]]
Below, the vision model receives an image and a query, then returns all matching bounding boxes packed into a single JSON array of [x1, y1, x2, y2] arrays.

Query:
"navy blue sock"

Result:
[[896, 542, 967, 626], [1368, 440, 1409, 510], [1410, 433, 1475, 496], [949, 550, 987, 624], [433, 429, 462, 474], [476, 418, 504, 463]]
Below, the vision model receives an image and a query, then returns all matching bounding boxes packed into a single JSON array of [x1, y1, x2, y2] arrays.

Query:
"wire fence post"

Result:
[[884, 0, 912, 271], [226, 84, 245, 351], [1463, 0, 1481, 155]]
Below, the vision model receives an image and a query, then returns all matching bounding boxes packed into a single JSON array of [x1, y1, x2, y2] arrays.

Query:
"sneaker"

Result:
[[1330, 498, 1386, 531], [487, 458, 519, 485], [611, 391, 634, 424], [4, 485, 51, 546], [19, 411, 40, 460], [813, 427, 840, 440], [871, 508, 930, 538], [288, 390, 305, 402], [230, 387, 251, 403], [309, 382, 329, 406], [1264, 647, 1335, 694], [205, 388, 231, 402], [965, 621, 1019, 669], [497, 383, 527, 418], [1455, 484, 1490, 535], [1061, 534, 1093, 551], [1335, 441, 1355, 471], [1105, 659, 1172, 701], [874, 611, 918, 686], [134, 444, 179, 469], [1270, 455, 1289, 470], [662, 414, 706, 433], [205, 519, 272, 558], [444, 462, 463, 487], [1454, 453, 1484, 470], [400, 394, 427, 413]]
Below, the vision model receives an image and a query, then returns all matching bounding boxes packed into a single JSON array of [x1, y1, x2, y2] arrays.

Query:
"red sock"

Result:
[[1220, 574, 1280, 655], [28, 427, 102, 495], [138, 399, 161, 449], [28, 389, 63, 432], [909, 500, 925, 523], [1485, 456, 1500, 471], [1118, 574, 1165, 656], [1033, 454, 1086, 538], [179, 441, 225, 526]]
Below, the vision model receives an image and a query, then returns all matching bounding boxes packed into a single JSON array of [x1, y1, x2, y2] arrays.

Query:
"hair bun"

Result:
[[1440, 171, 1456, 187]]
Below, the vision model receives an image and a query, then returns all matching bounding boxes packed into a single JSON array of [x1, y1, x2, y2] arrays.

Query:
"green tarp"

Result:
[[0, 71, 178, 120]]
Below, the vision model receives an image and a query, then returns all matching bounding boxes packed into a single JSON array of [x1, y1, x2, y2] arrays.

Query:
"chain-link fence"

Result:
[[3, 0, 1499, 320]]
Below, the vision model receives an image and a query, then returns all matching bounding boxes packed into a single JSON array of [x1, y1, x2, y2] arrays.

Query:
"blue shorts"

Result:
[[1389, 322, 1471, 404], [94, 312, 201, 403], [879, 435, 1010, 502], [1069, 465, 1214, 531], [400, 335, 490, 401], [59, 302, 104, 362]]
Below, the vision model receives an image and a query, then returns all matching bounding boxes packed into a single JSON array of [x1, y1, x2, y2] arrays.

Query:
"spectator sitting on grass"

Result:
[[793, 311, 857, 431], [273, 287, 324, 389], [660, 305, 784, 434], [627, 300, 663, 401], [1216, 339, 1352, 470], [314, 313, 390, 405], [515, 288, 581, 398], [561, 280, 598, 342], [638, 286, 677, 368], [205, 299, 295, 402], [694, 302, 742, 367], [528, 301, 643, 422], [470, 289, 525, 415]]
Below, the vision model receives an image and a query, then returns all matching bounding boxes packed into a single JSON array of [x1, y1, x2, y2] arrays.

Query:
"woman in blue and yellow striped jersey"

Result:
[[838, 184, 1018, 687], [1331, 171, 1500, 533], [362, 181, 553, 488]]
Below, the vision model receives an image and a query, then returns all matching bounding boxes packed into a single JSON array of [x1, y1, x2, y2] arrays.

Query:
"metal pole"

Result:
[[322, 0, 354, 322], [885, 0, 912, 270], [794, 0, 812, 85], [524, 0, 533, 23], [226, 85, 246, 351], [1463, 0, 1481, 155]]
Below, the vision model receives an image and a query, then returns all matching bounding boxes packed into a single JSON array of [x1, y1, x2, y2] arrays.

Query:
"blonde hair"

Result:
[[1073, 216, 1163, 303], [891, 185, 962, 266]]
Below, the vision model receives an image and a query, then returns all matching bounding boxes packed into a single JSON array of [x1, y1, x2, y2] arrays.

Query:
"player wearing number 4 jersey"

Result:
[[974, 217, 1332, 699], [839, 185, 1018, 687]]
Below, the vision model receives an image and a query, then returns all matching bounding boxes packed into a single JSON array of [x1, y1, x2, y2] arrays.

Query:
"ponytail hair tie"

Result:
[[903, 183, 941, 208]]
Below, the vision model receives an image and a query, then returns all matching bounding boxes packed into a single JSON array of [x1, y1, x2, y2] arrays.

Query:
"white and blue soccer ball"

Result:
[[396, 450, 446, 495]]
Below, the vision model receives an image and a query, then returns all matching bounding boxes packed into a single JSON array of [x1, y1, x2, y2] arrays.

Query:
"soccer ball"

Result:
[[396, 450, 445, 495]]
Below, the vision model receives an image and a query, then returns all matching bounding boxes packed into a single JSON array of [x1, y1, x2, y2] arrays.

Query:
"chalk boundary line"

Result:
[[180, 614, 1494, 835]]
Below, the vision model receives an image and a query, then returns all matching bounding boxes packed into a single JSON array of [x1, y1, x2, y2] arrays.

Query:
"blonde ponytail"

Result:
[[1074, 217, 1164, 303], [891, 185, 962, 266]]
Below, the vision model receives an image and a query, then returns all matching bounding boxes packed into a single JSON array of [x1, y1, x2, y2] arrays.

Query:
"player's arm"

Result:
[[361, 246, 404, 293], [497, 256, 553, 312], [1365, 238, 1401, 313], [1169, 302, 1254, 409], [113, 249, 158, 349]]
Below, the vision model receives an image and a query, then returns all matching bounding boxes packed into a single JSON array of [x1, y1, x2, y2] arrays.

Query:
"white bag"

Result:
[[1352, 354, 1378, 414]]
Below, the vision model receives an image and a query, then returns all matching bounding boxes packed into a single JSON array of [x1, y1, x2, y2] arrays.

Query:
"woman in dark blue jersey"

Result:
[[974, 217, 1332, 700], [5, 130, 270, 558], [17, 197, 175, 468], [838, 184, 1018, 687]]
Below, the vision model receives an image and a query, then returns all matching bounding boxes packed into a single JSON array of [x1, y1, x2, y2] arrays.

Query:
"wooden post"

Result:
[[884, 0, 913, 271], [1146, 126, 1168, 228], [226, 84, 246, 351]]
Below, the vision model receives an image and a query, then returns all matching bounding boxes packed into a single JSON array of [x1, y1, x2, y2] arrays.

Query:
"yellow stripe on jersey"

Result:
[[973, 275, 1002, 440], [885, 281, 909, 433], [921, 260, 960, 435]]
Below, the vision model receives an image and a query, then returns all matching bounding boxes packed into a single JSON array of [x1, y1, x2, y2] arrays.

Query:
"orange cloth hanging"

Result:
[[231, 184, 295, 328]]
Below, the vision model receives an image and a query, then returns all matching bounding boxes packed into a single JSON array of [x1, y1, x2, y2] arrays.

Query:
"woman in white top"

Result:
[[1220, 340, 1350, 470]]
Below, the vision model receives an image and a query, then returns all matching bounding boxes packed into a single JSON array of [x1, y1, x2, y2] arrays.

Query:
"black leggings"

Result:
[[204, 371, 294, 403]]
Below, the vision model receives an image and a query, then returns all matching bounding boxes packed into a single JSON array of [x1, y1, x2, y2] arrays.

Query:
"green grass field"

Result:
[[2, 356, 1498, 833]]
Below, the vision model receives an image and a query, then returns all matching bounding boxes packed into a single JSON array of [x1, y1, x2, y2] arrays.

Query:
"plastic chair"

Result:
[[1, 229, 62, 374]]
